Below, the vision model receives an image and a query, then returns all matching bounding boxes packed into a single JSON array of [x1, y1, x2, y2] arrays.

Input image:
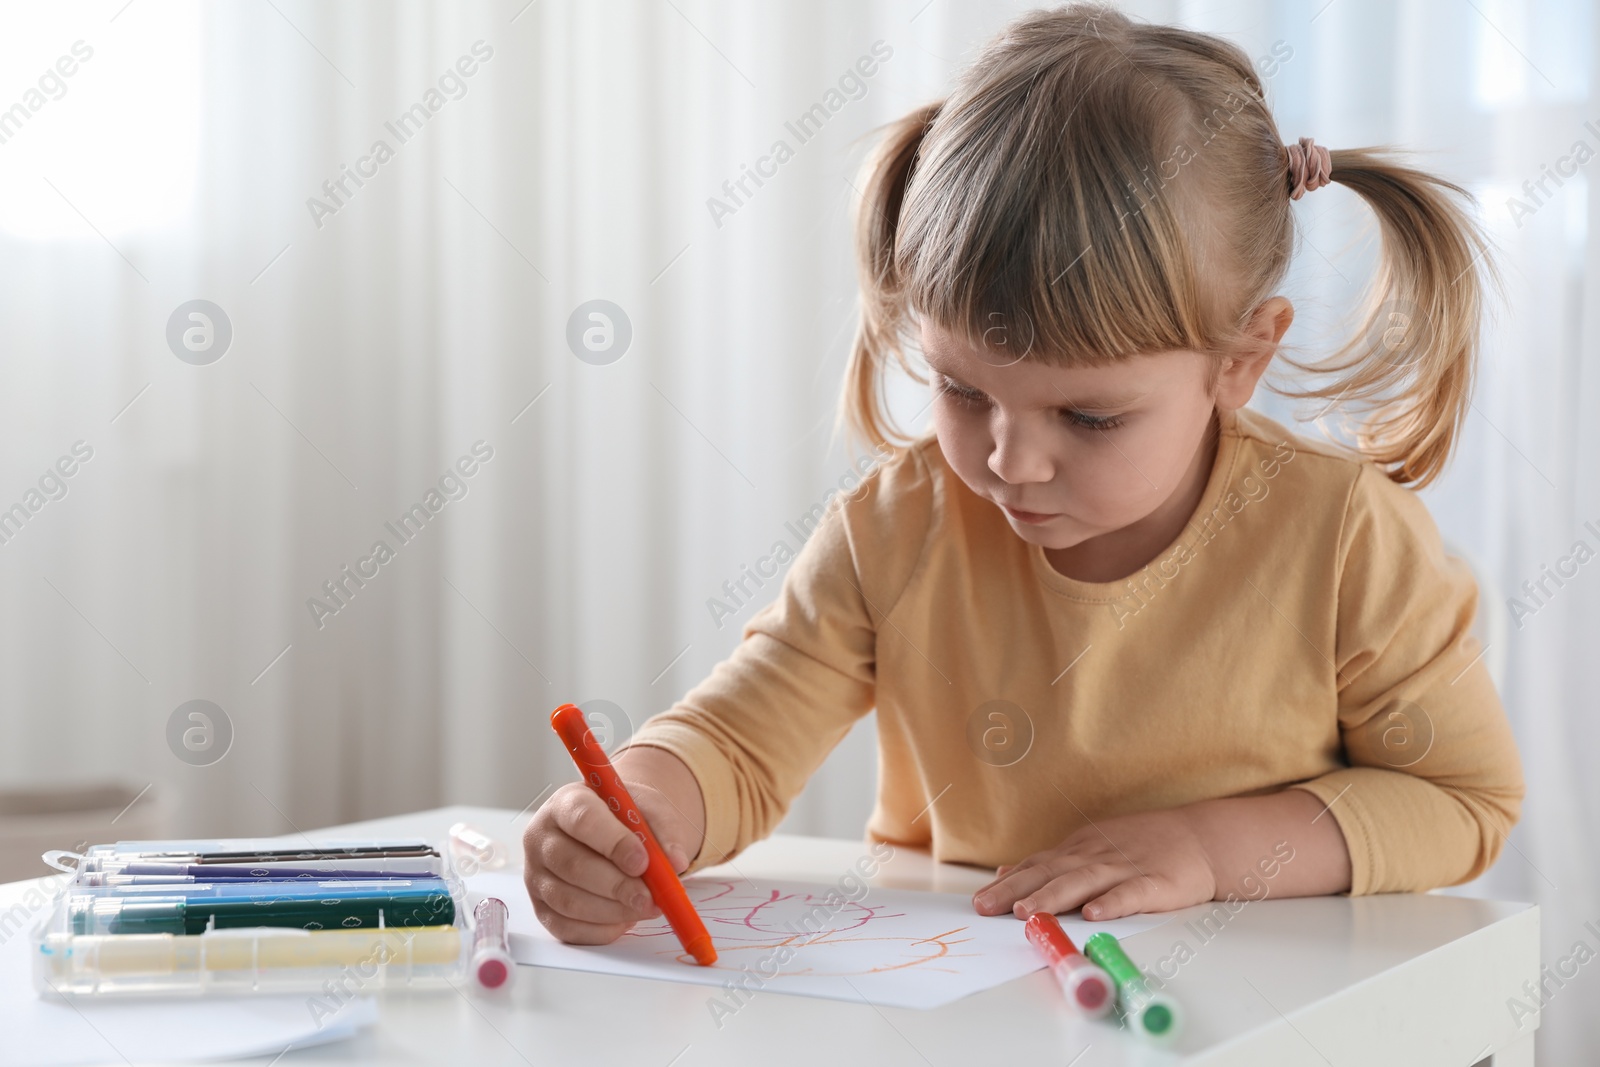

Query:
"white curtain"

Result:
[[0, 0, 1592, 1057]]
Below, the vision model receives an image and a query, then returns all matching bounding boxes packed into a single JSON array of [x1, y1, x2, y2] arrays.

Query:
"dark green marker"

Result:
[[68, 880, 455, 935]]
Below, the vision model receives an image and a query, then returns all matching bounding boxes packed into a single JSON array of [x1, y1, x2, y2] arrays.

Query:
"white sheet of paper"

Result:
[[0, 909, 379, 1066], [466, 870, 1173, 1010]]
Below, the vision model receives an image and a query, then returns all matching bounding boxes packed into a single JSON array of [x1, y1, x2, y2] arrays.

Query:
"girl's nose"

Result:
[[987, 420, 1054, 484]]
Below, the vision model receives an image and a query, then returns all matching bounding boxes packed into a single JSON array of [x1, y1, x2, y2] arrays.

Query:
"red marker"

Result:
[[549, 704, 717, 966], [1024, 912, 1114, 1018]]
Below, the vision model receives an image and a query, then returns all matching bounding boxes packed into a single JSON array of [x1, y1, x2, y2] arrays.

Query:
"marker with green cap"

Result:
[[1082, 931, 1182, 1043]]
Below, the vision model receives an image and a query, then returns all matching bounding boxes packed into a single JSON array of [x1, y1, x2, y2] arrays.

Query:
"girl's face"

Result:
[[922, 321, 1223, 554]]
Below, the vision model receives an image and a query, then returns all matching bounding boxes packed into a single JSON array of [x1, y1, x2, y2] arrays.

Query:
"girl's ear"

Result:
[[1215, 297, 1294, 410]]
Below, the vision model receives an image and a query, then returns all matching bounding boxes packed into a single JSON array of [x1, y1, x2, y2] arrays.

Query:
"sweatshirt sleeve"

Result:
[[1289, 464, 1525, 895], [619, 447, 934, 872]]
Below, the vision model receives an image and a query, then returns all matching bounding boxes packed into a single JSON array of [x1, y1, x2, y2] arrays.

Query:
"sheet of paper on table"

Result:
[[466, 870, 1174, 1010]]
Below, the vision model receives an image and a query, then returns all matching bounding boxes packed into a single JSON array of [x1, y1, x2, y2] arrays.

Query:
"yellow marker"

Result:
[[38, 924, 461, 979]]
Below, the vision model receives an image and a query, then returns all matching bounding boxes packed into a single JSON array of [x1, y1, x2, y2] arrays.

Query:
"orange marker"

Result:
[[549, 704, 717, 966]]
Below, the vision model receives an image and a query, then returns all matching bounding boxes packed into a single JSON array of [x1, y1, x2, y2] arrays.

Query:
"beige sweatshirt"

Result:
[[623, 406, 1525, 895]]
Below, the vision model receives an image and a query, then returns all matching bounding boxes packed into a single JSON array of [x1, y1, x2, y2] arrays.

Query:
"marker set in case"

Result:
[[31, 838, 471, 997]]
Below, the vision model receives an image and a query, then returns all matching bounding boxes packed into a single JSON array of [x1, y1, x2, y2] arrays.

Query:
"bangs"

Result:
[[894, 36, 1226, 367]]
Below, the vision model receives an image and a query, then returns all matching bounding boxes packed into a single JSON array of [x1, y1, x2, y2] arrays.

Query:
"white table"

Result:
[[2, 805, 1539, 1066]]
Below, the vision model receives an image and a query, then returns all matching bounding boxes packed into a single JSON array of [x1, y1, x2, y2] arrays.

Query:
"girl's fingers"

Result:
[[541, 829, 654, 910], [529, 896, 639, 946], [1012, 862, 1130, 918], [975, 863, 1067, 915], [1081, 874, 1169, 921], [551, 787, 649, 877], [527, 869, 660, 926], [974, 852, 1106, 915], [972, 857, 1036, 895], [973, 856, 1043, 898]]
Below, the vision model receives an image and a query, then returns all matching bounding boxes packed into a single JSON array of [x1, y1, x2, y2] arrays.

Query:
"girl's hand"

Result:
[[522, 778, 697, 945], [973, 807, 1217, 921]]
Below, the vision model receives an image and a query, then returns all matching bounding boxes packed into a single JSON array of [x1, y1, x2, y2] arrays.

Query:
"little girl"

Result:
[[523, 4, 1524, 943]]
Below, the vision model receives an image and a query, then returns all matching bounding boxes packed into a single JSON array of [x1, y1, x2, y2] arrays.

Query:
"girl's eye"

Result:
[[934, 375, 1125, 430], [936, 377, 988, 405], [1062, 409, 1125, 431]]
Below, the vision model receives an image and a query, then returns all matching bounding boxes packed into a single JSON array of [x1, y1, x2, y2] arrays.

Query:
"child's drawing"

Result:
[[624, 879, 980, 977], [467, 870, 1174, 1009]]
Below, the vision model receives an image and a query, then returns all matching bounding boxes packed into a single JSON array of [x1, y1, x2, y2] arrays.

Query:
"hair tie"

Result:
[[1283, 136, 1333, 200]]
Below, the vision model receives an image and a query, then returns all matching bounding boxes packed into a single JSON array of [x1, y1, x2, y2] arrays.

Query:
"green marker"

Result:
[[1083, 931, 1182, 1043]]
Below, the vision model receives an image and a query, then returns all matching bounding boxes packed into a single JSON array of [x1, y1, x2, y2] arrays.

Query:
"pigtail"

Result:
[[839, 101, 942, 452], [1278, 147, 1505, 488]]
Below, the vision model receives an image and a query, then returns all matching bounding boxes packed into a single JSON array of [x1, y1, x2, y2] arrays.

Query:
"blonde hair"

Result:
[[844, 3, 1500, 488]]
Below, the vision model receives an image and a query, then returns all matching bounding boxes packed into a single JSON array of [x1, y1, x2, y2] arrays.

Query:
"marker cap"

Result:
[[1024, 913, 1114, 1019], [1083, 931, 1183, 1044], [471, 897, 514, 990]]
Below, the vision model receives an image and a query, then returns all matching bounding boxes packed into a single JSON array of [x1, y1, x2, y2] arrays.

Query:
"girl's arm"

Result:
[[609, 450, 931, 875], [1292, 465, 1524, 897], [1186, 788, 1350, 898], [522, 448, 930, 944]]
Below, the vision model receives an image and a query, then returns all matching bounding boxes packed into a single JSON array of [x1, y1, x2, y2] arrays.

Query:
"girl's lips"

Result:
[[1003, 505, 1059, 525]]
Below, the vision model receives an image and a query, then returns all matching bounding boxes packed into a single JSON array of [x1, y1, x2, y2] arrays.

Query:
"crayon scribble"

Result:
[[621, 879, 980, 977]]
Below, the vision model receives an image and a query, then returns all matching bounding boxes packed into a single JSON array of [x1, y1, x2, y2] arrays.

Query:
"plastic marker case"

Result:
[[31, 837, 481, 998]]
